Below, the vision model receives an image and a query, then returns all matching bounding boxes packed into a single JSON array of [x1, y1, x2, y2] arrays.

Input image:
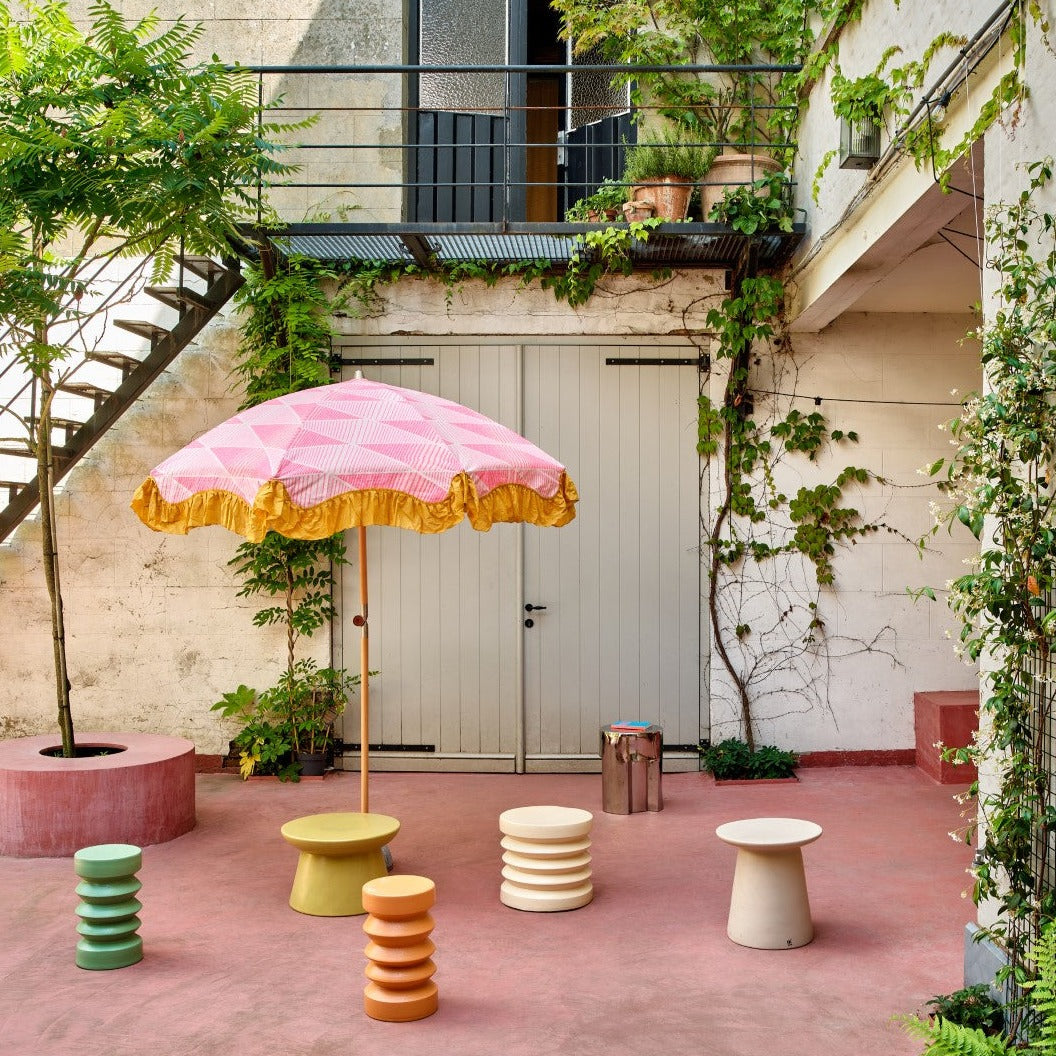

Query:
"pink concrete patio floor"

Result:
[[0, 766, 974, 1056]]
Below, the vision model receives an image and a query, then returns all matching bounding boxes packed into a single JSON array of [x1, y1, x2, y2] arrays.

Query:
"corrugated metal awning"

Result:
[[264, 222, 805, 272]]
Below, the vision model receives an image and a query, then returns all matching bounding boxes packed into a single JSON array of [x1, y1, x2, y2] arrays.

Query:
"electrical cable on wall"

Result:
[[754, 388, 965, 408]]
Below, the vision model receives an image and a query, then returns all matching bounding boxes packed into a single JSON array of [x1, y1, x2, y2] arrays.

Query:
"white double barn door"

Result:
[[338, 341, 702, 772]]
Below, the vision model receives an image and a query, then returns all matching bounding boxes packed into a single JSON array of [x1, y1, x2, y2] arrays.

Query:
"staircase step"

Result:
[[0, 251, 243, 544], [114, 319, 170, 342], [180, 255, 228, 282], [57, 381, 112, 407], [85, 351, 143, 376], [0, 480, 29, 502], [145, 285, 212, 312], [0, 444, 69, 460], [30, 415, 83, 431]]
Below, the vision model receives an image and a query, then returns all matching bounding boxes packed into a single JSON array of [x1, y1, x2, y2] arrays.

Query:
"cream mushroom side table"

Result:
[[715, 817, 823, 950]]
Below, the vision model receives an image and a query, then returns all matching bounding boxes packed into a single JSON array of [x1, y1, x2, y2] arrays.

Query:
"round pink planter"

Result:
[[0, 733, 196, 857]]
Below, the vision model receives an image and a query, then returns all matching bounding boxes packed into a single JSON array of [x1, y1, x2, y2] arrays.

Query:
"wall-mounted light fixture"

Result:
[[838, 116, 881, 170]]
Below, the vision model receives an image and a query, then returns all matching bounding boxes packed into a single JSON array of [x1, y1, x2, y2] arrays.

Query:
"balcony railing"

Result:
[[244, 62, 805, 271]]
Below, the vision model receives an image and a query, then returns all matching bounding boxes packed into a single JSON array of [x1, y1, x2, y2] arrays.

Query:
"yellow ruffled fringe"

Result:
[[131, 471, 579, 542]]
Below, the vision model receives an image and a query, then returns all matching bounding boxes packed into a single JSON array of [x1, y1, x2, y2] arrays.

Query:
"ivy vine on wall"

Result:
[[695, 268, 892, 751]]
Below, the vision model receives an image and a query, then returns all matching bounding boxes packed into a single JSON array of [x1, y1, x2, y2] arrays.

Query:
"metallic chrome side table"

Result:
[[599, 724, 663, 814]]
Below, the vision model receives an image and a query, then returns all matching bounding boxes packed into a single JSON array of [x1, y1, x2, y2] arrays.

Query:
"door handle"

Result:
[[524, 603, 547, 612]]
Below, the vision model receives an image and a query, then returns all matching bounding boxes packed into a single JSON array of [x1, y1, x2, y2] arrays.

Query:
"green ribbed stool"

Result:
[[74, 844, 144, 970]]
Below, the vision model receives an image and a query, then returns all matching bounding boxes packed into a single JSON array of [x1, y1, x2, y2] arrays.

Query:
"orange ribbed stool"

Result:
[[361, 874, 438, 1022]]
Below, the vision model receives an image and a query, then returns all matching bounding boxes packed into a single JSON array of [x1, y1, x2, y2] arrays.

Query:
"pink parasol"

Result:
[[132, 376, 578, 810]]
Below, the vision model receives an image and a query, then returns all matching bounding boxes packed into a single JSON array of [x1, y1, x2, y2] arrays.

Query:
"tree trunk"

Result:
[[37, 392, 75, 756], [707, 353, 756, 753]]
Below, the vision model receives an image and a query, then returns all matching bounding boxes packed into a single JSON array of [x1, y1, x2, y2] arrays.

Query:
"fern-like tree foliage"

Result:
[[0, 0, 305, 754]]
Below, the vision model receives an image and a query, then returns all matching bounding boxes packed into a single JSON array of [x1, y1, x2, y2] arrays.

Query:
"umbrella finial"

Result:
[[354, 369, 363, 379]]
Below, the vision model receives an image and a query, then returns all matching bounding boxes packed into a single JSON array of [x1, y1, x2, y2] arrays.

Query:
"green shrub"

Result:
[[926, 986, 1005, 1037], [564, 178, 628, 221], [707, 172, 795, 234], [698, 737, 798, 779]]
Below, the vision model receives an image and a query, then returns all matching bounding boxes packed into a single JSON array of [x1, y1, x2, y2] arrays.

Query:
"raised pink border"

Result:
[[0, 733, 196, 857]]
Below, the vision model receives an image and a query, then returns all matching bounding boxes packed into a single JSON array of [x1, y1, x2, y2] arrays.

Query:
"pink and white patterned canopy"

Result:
[[131, 376, 578, 542]]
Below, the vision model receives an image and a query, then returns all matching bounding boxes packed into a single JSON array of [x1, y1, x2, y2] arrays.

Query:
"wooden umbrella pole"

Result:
[[358, 526, 370, 814]]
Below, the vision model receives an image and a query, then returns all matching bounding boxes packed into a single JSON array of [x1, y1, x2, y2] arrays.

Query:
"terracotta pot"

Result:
[[621, 200, 656, 222], [630, 177, 693, 221], [587, 207, 621, 222], [701, 153, 781, 218]]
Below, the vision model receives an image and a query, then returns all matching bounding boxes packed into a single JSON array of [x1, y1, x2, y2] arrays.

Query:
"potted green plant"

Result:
[[280, 661, 358, 775], [924, 985, 1005, 1037], [830, 70, 895, 170], [707, 170, 795, 233], [211, 661, 360, 779], [622, 125, 710, 221], [553, 0, 804, 213], [564, 178, 628, 222]]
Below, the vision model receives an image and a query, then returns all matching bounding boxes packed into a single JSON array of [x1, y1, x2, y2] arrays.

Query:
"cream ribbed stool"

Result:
[[499, 805, 593, 912], [715, 817, 822, 949]]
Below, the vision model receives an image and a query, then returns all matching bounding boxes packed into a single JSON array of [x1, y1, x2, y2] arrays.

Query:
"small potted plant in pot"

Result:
[[564, 178, 628, 222], [706, 169, 795, 233], [280, 661, 359, 776], [622, 125, 710, 221], [212, 661, 361, 779]]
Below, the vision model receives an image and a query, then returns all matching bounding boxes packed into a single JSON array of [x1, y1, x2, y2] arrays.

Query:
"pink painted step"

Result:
[[913, 691, 979, 784]]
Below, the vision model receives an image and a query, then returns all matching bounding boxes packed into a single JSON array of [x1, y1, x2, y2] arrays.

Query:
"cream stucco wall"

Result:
[[0, 262, 979, 757], [707, 311, 981, 751], [0, 309, 306, 752]]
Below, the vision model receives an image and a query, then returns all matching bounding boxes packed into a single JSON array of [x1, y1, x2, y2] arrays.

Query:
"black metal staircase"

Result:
[[0, 254, 243, 543]]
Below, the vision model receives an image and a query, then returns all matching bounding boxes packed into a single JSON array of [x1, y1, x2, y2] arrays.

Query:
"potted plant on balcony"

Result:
[[564, 178, 628, 222], [707, 170, 795, 233], [622, 126, 710, 221], [553, 0, 803, 214]]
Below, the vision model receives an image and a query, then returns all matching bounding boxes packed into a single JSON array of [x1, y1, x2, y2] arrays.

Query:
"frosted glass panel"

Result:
[[421, 0, 507, 113], [570, 43, 628, 130]]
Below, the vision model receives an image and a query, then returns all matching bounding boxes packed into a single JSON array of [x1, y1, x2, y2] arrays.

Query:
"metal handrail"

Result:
[[237, 61, 800, 225]]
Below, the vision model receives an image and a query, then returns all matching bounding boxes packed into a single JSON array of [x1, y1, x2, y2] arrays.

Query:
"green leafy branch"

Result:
[[924, 158, 1056, 1011]]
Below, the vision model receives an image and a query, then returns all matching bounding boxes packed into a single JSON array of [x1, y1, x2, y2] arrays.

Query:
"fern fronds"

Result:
[[899, 1014, 1013, 1055], [1023, 922, 1056, 1054]]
